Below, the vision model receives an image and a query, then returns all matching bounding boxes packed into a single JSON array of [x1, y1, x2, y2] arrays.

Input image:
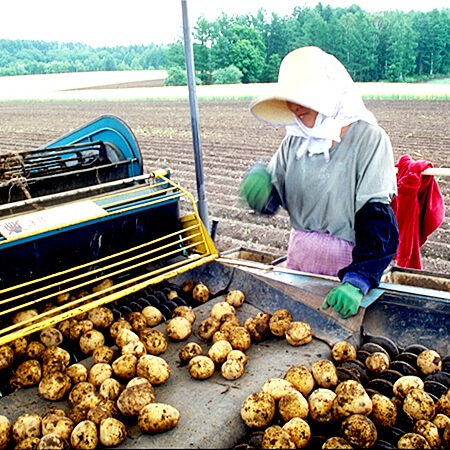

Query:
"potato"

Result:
[[121, 340, 147, 358], [86, 405, 111, 426], [332, 341, 357, 362], [12, 413, 42, 442], [92, 278, 114, 296], [109, 318, 132, 339], [340, 414, 377, 449], [208, 340, 233, 365], [228, 326, 251, 352], [226, 290, 245, 308], [77, 320, 94, 336], [335, 379, 365, 396], [212, 330, 230, 343], [311, 359, 338, 389], [332, 385, 372, 419], [393, 375, 425, 399], [244, 317, 271, 342], [77, 391, 102, 410], [179, 342, 202, 364], [15, 437, 41, 449], [41, 358, 65, 377], [284, 366, 315, 397], [127, 312, 148, 333], [282, 417, 311, 449], [192, 282, 209, 303], [443, 424, 450, 450], [99, 417, 127, 447], [12, 309, 38, 325], [221, 359, 245, 380], [365, 352, 390, 374], [37, 433, 68, 449], [138, 329, 166, 355], [210, 302, 236, 321], [220, 318, 240, 334], [87, 306, 114, 329], [138, 403, 180, 434], [322, 437, 353, 449], [369, 393, 397, 428], [11, 337, 28, 358], [261, 378, 297, 401], [112, 354, 138, 380], [261, 425, 295, 449], [397, 433, 432, 449], [241, 392, 276, 428], [227, 349, 247, 366], [417, 349, 442, 376], [136, 354, 170, 385], [99, 399, 120, 420], [92, 345, 115, 364], [279, 390, 309, 422], [88, 363, 112, 388], [0, 415, 11, 449], [197, 317, 221, 341], [64, 363, 87, 384], [126, 377, 152, 389], [403, 388, 436, 421], [15, 359, 42, 387], [39, 372, 71, 401], [308, 388, 336, 423], [269, 309, 293, 337], [40, 328, 63, 348], [181, 279, 195, 293], [285, 321, 312, 346], [413, 419, 441, 449], [69, 323, 83, 341], [67, 405, 89, 425], [79, 330, 105, 355], [433, 413, 450, 432], [172, 306, 196, 324], [141, 306, 164, 327], [26, 341, 46, 360], [188, 355, 215, 380], [437, 393, 450, 417], [116, 383, 156, 417], [41, 414, 74, 440], [167, 316, 192, 341], [70, 420, 98, 450], [115, 328, 140, 348], [99, 378, 123, 401]]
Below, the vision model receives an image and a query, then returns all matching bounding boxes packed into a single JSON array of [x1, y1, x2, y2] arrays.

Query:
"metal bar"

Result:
[[181, 0, 209, 231]]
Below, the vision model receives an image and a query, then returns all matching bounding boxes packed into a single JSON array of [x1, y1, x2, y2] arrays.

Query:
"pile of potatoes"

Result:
[[236, 338, 450, 449]]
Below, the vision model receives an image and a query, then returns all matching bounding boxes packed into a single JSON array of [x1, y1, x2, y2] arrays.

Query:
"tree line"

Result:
[[0, 4, 449, 84]]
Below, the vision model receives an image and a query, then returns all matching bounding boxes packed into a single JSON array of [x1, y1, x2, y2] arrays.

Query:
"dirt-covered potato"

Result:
[[393, 375, 425, 399], [65, 363, 88, 384], [137, 355, 170, 385], [241, 392, 276, 428], [11, 337, 28, 358], [397, 432, 431, 449], [138, 403, 180, 434], [99, 378, 123, 401], [197, 317, 221, 341], [42, 346, 70, 367], [417, 349, 442, 375], [220, 315, 240, 333], [141, 306, 164, 327], [172, 306, 196, 324], [403, 388, 436, 420], [227, 349, 247, 366], [261, 425, 296, 449], [139, 329, 167, 355], [221, 359, 245, 380], [14, 437, 40, 450], [413, 419, 441, 449], [433, 413, 450, 432], [41, 414, 74, 440], [86, 405, 111, 426], [99, 417, 127, 447], [0, 415, 11, 449], [269, 309, 293, 337], [437, 393, 450, 417], [77, 320, 94, 336], [127, 312, 148, 333], [67, 404, 89, 425], [261, 378, 296, 401], [369, 393, 397, 428], [322, 437, 353, 449], [87, 306, 114, 329], [12, 413, 42, 442], [279, 390, 309, 422], [26, 341, 46, 360], [332, 384, 372, 419], [308, 388, 336, 423], [0, 345, 15, 371], [226, 290, 245, 308], [284, 366, 315, 397], [88, 363, 112, 388], [40, 328, 63, 348], [15, 360, 42, 387], [244, 317, 271, 342], [38, 433, 69, 449], [12, 309, 38, 325], [229, 326, 251, 352], [210, 302, 236, 321], [181, 279, 195, 294], [208, 340, 233, 365], [92, 346, 115, 364], [282, 417, 311, 449], [115, 328, 140, 348], [179, 342, 203, 364], [192, 282, 209, 303], [77, 391, 102, 410], [443, 424, 450, 450], [332, 341, 357, 362], [92, 278, 114, 295], [109, 318, 132, 340], [212, 330, 230, 343], [365, 352, 390, 374], [111, 354, 138, 380], [188, 355, 215, 380], [39, 371, 71, 401], [167, 317, 192, 341], [340, 414, 377, 449], [116, 383, 155, 417], [285, 321, 312, 346], [68, 382, 96, 406], [70, 420, 98, 450], [311, 359, 338, 389], [79, 330, 105, 355], [121, 340, 147, 358]]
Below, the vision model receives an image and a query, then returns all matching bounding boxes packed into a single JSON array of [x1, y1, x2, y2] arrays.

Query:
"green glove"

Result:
[[238, 164, 273, 213], [322, 282, 363, 319]]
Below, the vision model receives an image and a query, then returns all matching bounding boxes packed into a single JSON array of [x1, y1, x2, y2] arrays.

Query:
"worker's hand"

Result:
[[322, 282, 363, 319], [238, 164, 273, 213]]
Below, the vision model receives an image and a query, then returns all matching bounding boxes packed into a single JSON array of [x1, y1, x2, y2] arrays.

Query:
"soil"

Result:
[[0, 99, 449, 273]]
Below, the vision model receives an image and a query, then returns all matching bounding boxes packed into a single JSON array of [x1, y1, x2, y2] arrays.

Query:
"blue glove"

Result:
[[239, 164, 274, 214], [322, 282, 363, 319]]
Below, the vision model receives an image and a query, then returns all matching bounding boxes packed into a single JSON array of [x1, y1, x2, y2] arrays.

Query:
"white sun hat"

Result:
[[250, 46, 373, 127]]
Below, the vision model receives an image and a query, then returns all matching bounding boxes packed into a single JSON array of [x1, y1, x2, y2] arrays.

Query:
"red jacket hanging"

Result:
[[391, 154, 445, 269]]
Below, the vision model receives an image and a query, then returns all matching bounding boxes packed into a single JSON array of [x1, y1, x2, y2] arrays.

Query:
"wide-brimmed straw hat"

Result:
[[250, 46, 348, 126]]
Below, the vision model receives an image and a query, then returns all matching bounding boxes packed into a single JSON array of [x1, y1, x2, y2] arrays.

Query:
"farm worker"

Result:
[[239, 46, 399, 318]]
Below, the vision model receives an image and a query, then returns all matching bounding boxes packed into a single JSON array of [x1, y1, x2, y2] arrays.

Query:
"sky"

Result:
[[1, 0, 449, 48]]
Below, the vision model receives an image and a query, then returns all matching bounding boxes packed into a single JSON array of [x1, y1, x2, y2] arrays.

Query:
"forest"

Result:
[[0, 4, 449, 84]]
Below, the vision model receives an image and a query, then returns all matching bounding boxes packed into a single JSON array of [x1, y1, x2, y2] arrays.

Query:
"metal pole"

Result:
[[181, 0, 209, 232]]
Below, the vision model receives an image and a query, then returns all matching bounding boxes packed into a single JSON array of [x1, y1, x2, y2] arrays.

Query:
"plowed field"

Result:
[[1, 99, 449, 273]]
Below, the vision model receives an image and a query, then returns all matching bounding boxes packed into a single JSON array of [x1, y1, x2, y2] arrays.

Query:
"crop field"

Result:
[[0, 98, 449, 273]]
